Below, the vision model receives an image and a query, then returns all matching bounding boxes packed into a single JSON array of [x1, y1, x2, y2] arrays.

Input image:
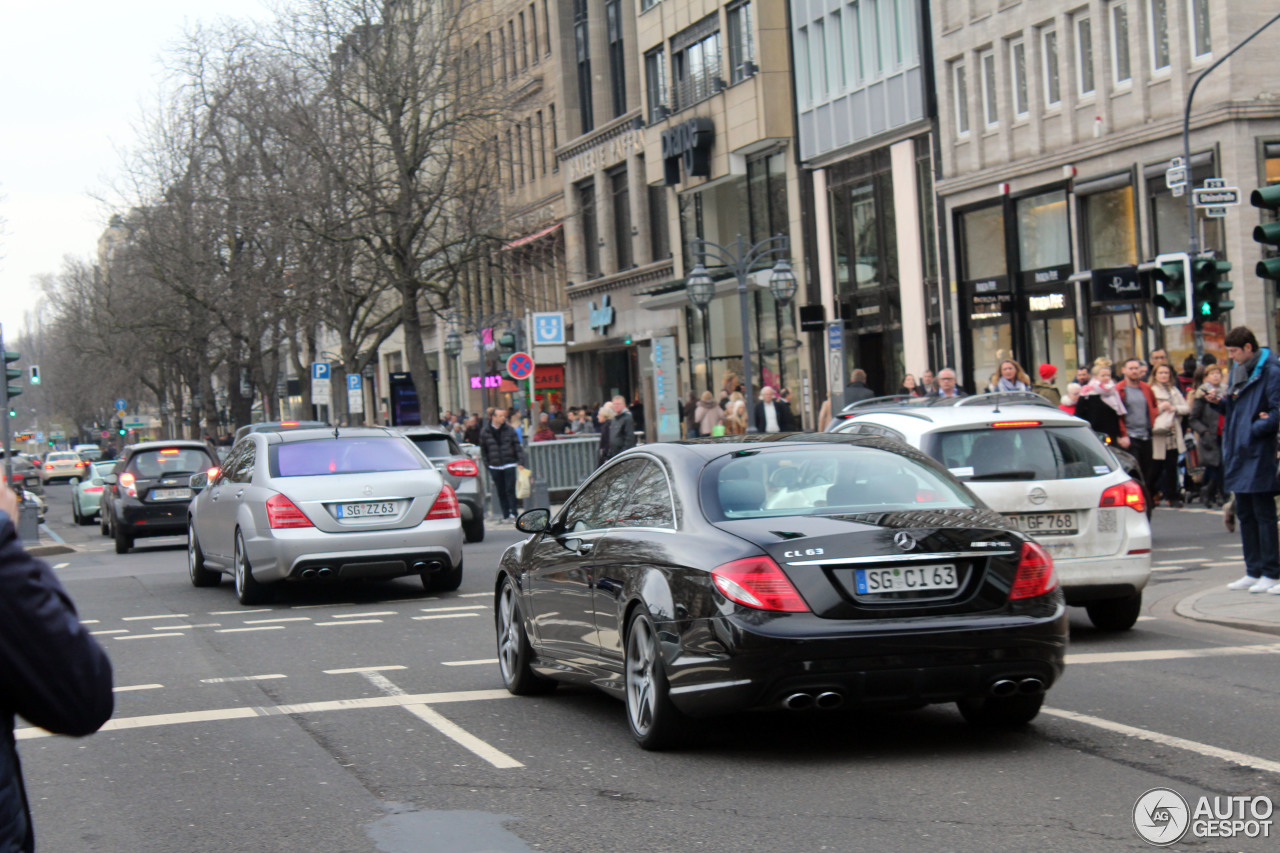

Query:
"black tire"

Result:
[[1086, 593, 1142, 631], [100, 509, 111, 536], [463, 515, 485, 543], [114, 523, 133, 555], [495, 576, 555, 695], [957, 692, 1045, 728], [624, 607, 690, 750], [233, 531, 269, 605], [423, 559, 463, 593], [71, 500, 81, 525], [188, 522, 220, 588]]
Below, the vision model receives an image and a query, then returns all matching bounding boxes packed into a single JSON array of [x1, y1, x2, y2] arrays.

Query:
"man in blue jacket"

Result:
[[0, 486, 114, 851], [1210, 327, 1280, 593]]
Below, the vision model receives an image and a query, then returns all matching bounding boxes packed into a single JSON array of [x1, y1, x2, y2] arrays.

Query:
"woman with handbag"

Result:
[[1150, 363, 1191, 507]]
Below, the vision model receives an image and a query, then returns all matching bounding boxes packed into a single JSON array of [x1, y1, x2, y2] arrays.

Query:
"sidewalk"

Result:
[[1176, 585, 1280, 638]]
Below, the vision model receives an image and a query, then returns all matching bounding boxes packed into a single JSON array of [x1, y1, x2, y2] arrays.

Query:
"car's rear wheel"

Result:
[[957, 692, 1044, 728], [114, 522, 133, 555], [71, 499, 81, 525], [1086, 593, 1142, 631], [233, 531, 269, 605], [188, 523, 220, 588], [495, 576, 555, 695], [423, 560, 463, 593], [463, 515, 485, 543], [100, 510, 111, 536], [625, 607, 689, 750]]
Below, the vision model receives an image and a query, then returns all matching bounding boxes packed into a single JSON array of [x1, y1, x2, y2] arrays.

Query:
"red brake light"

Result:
[[991, 420, 1042, 428], [45, 464, 53, 470], [85, 486, 104, 494], [160, 449, 180, 455], [280, 421, 299, 427], [1010, 541, 1058, 600], [445, 459, 478, 477], [266, 494, 313, 528], [425, 484, 460, 519], [712, 556, 810, 612], [1099, 479, 1146, 513]]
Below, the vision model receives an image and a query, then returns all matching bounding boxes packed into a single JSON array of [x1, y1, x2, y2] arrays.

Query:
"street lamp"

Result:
[[686, 234, 795, 432]]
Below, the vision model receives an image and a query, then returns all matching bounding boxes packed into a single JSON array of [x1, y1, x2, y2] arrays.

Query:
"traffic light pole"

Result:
[[1, 325, 11, 490]]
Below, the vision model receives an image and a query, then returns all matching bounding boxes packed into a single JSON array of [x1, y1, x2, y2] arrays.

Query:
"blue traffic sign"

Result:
[[347, 374, 362, 391], [312, 362, 331, 381], [532, 312, 566, 345], [115, 399, 127, 411], [506, 352, 534, 381]]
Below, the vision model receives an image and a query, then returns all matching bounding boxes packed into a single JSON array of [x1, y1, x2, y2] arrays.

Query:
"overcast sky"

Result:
[[0, 1, 273, 341]]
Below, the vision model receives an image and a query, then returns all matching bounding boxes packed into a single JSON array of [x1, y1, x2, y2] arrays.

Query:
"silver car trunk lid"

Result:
[[280, 470, 443, 532]]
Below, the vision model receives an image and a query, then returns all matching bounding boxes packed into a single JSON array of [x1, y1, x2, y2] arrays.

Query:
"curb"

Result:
[[1174, 585, 1280, 639]]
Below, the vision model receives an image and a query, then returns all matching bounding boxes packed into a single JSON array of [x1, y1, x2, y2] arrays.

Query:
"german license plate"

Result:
[[336, 501, 397, 518], [151, 488, 192, 500], [1010, 511, 1076, 536], [856, 564, 958, 595]]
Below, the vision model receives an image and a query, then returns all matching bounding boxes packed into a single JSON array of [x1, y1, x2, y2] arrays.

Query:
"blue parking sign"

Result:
[[312, 361, 330, 381], [347, 374, 362, 391]]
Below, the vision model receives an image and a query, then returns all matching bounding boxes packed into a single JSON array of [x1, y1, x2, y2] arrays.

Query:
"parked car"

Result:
[[495, 434, 1067, 750], [101, 440, 220, 554], [187, 426, 464, 605], [397, 426, 485, 542], [40, 450, 91, 485], [233, 420, 328, 443], [72, 460, 119, 525], [1, 455, 45, 498], [828, 393, 1152, 630]]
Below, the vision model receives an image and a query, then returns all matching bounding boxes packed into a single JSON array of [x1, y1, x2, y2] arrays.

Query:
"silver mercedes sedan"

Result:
[[187, 426, 464, 605]]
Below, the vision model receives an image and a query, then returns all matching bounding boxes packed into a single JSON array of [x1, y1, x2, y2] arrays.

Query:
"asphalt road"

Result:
[[17, 484, 1280, 852]]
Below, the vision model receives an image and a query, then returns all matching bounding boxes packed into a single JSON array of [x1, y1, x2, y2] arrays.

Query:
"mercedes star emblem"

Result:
[[894, 532, 917, 552], [363, 485, 374, 496]]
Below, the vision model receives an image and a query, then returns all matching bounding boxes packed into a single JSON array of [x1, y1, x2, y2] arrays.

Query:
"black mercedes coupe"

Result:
[[494, 433, 1068, 749]]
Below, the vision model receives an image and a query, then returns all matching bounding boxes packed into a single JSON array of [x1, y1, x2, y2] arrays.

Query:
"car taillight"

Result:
[[266, 494, 313, 528], [84, 486, 104, 494], [45, 464, 54, 470], [119, 472, 138, 498], [1010, 541, 1058, 600], [445, 459, 478, 477], [1099, 479, 1146, 513], [711, 556, 809, 612], [425, 484, 460, 520]]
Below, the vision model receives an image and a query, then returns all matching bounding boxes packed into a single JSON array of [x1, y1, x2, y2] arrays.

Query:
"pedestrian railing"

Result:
[[526, 435, 602, 491]]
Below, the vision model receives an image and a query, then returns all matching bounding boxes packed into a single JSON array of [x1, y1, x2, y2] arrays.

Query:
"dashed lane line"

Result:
[[123, 614, 190, 621], [113, 684, 163, 692], [210, 609, 272, 615], [151, 624, 221, 631], [315, 619, 383, 626], [244, 617, 312, 624], [457, 592, 489, 599], [412, 614, 479, 621], [216, 626, 286, 634], [442, 659, 499, 667], [115, 633, 183, 641], [420, 605, 487, 613], [332, 611, 397, 619], [201, 674, 287, 684], [81, 620, 100, 625], [323, 665, 407, 674], [90, 630, 128, 636], [1067, 642, 1280, 665]]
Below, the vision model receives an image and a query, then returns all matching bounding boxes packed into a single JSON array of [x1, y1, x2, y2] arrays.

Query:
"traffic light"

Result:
[[497, 330, 516, 355], [113, 417, 126, 437], [1252, 184, 1280, 283], [1152, 252, 1193, 326], [3, 351, 21, 401], [28, 365, 40, 385], [1192, 255, 1234, 323]]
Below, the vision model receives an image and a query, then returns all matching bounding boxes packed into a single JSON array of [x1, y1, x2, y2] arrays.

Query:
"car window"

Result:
[[216, 443, 247, 484], [560, 458, 647, 533], [90, 461, 119, 482], [125, 448, 214, 479], [703, 447, 978, 520], [229, 442, 257, 483], [613, 461, 675, 529], [49, 452, 79, 462], [929, 426, 1117, 481], [270, 438, 427, 477], [406, 435, 456, 459]]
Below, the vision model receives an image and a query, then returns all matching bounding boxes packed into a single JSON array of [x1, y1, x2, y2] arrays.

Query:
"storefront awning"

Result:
[[502, 222, 563, 250]]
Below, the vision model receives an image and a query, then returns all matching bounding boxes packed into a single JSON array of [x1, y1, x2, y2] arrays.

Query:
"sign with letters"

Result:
[[1091, 266, 1146, 302], [661, 118, 714, 185], [311, 362, 331, 404], [346, 373, 364, 415]]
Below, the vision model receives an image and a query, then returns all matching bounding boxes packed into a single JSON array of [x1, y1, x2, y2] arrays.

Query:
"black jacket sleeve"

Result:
[[0, 517, 114, 736]]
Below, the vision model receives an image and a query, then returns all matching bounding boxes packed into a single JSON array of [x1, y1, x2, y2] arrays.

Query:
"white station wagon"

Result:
[[829, 394, 1152, 630]]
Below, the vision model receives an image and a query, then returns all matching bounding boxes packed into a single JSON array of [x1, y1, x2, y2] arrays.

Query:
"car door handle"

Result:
[[235, 489, 245, 499], [576, 541, 594, 554]]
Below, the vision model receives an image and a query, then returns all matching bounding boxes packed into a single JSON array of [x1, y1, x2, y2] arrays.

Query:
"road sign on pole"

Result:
[[115, 399, 127, 411], [311, 362, 331, 405], [1192, 178, 1241, 209], [346, 373, 364, 416], [1165, 156, 1187, 191], [506, 352, 534, 381]]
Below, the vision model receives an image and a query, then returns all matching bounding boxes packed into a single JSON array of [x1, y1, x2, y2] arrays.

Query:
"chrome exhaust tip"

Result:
[[1017, 677, 1045, 695], [410, 561, 428, 572], [815, 691, 844, 710], [316, 567, 334, 580], [426, 560, 445, 572], [990, 679, 1018, 698], [783, 692, 815, 711], [300, 569, 318, 581]]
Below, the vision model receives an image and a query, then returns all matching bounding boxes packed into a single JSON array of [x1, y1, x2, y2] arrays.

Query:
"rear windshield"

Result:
[[701, 446, 977, 521], [91, 461, 120, 479], [405, 435, 459, 459], [125, 448, 214, 479], [271, 437, 426, 477], [48, 452, 81, 462], [927, 426, 1117, 482]]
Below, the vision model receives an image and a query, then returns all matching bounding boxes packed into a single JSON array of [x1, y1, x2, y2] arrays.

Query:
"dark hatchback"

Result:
[[495, 434, 1068, 749], [102, 440, 219, 554]]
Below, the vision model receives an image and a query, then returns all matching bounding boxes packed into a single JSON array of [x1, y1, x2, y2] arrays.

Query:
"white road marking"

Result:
[[113, 684, 163, 692], [1136, 616, 1157, 621], [332, 611, 397, 619], [1153, 558, 1208, 565], [200, 675, 287, 684], [323, 665, 407, 675], [290, 602, 355, 610], [412, 613, 479, 621], [1067, 642, 1280, 664], [315, 619, 383, 626], [244, 617, 311, 624], [360, 671, 407, 695], [210, 609, 272, 615], [151, 624, 221, 631], [81, 619, 100, 625], [123, 614, 190, 621], [442, 659, 498, 667], [1156, 546, 1206, 552], [54, 562, 70, 569], [458, 592, 489, 598], [114, 634, 183, 640], [216, 626, 286, 633], [420, 605, 487, 613], [1043, 707, 1280, 774], [90, 629, 128, 636], [1202, 561, 1245, 568]]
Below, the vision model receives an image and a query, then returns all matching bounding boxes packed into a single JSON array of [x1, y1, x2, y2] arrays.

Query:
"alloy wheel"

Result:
[[497, 583, 519, 683], [626, 617, 658, 736]]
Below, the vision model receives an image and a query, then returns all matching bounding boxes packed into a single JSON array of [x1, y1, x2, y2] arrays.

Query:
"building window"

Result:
[[1076, 14, 1095, 96], [1148, 0, 1170, 75], [529, 4, 538, 65], [810, 20, 828, 101], [641, 0, 659, 10], [1010, 38, 1028, 119], [543, 0, 552, 55], [606, 0, 626, 118], [953, 59, 970, 136], [645, 47, 668, 123], [1079, 183, 1138, 268], [727, 2, 755, 84], [649, 185, 670, 260], [747, 152, 788, 244], [797, 27, 812, 105], [672, 16, 721, 111], [1111, 2, 1132, 86], [980, 48, 998, 127], [578, 181, 599, 278], [519, 12, 528, 69], [574, 1, 593, 134], [550, 103, 558, 170], [1042, 27, 1060, 108], [1017, 190, 1070, 270], [536, 111, 546, 176], [610, 167, 632, 270], [1189, 0, 1211, 60], [498, 26, 508, 80]]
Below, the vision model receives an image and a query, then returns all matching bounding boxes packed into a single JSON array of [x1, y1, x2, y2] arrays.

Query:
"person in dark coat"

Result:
[[752, 386, 797, 433], [842, 369, 875, 408], [478, 408, 526, 522], [1188, 363, 1226, 507], [0, 486, 114, 853], [1210, 327, 1280, 593], [606, 396, 638, 461]]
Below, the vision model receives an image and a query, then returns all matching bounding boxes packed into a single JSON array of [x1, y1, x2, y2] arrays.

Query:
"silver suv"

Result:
[[397, 427, 485, 542]]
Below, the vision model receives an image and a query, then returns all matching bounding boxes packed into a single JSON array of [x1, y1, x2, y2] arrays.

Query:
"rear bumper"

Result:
[[243, 519, 464, 583], [120, 500, 192, 537], [1055, 553, 1151, 602]]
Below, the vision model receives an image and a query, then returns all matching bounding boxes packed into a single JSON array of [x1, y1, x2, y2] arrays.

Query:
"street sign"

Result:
[[827, 321, 845, 392], [1165, 163, 1187, 190], [115, 399, 127, 411], [1205, 206, 1229, 218], [506, 352, 534, 381], [346, 373, 364, 415], [1192, 178, 1241, 209], [122, 418, 146, 430], [532, 312, 566, 345], [50, 429, 66, 440], [311, 362, 331, 404]]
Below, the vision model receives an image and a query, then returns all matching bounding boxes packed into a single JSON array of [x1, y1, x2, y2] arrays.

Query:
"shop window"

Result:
[[1016, 190, 1070, 270], [1080, 183, 1138, 268], [727, 2, 755, 85], [1147, 0, 1170, 75], [1010, 38, 1028, 119], [649, 184, 670, 261], [747, 152, 788, 245], [1076, 14, 1095, 97], [960, 204, 1007, 281], [672, 16, 722, 111], [1189, 0, 1211, 60], [1110, 2, 1131, 86], [645, 47, 668, 123], [1148, 159, 1221, 256], [1042, 27, 1060, 108]]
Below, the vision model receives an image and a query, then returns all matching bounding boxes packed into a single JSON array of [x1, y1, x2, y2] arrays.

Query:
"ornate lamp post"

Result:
[[686, 234, 796, 432]]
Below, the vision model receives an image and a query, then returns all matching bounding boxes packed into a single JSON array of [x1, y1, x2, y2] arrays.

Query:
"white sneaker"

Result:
[[1248, 577, 1280, 593], [1227, 575, 1257, 590], [1268, 583, 1280, 595]]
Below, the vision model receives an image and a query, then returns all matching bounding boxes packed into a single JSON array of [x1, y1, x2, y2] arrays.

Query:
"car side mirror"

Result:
[[515, 508, 550, 534], [189, 472, 209, 490], [103, 474, 117, 485]]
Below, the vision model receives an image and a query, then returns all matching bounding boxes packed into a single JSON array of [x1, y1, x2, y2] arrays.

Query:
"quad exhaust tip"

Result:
[[316, 567, 334, 580], [782, 691, 845, 711], [300, 569, 318, 581], [990, 677, 1045, 698]]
